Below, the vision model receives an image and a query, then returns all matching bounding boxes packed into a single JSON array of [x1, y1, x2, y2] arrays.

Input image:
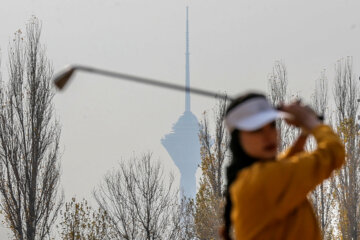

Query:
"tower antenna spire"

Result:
[[185, 6, 191, 112]]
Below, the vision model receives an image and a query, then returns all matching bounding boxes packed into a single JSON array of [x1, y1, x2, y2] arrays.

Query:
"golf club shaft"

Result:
[[72, 65, 231, 101]]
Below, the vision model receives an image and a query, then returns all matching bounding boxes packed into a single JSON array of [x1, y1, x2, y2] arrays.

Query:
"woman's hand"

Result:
[[279, 101, 321, 132]]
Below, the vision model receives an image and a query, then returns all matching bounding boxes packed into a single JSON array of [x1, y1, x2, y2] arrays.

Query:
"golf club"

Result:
[[52, 64, 232, 100], [52, 64, 324, 121]]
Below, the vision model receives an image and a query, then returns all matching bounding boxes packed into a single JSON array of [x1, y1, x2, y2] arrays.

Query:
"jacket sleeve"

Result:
[[231, 125, 345, 221], [277, 134, 308, 161]]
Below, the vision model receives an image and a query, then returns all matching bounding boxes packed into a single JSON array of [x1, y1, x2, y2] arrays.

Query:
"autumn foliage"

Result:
[[195, 98, 229, 240]]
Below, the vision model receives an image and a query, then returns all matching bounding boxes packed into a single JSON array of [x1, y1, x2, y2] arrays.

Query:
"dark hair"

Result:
[[222, 92, 266, 240]]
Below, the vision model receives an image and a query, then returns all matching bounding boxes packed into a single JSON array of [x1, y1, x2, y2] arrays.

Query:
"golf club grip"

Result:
[[276, 106, 324, 121]]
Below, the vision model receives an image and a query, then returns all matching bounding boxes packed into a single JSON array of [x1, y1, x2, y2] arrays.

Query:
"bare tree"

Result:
[[309, 71, 335, 239], [268, 61, 288, 107], [176, 195, 196, 240], [267, 60, 294, 152], [0, 18, 63, 239], [195, 97, 229, 240], [332, 57, 360, 240], [94, 153, 181, 240]]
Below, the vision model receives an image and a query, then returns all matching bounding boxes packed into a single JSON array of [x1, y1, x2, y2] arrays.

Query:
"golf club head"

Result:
[[53, 66, 76, 90]]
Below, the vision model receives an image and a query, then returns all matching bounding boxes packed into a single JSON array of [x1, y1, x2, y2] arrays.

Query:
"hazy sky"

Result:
[[1, 0, 360, 237]]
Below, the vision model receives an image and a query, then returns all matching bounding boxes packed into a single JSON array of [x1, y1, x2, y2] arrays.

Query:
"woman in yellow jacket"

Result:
[[221, 92, 345, 240]]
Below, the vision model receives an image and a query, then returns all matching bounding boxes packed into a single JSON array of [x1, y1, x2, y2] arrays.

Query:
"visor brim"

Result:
[[234, 110, 291, 131]]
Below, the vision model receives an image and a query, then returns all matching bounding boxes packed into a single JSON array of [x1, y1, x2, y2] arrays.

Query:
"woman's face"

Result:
[[239, 121, 278, 161]]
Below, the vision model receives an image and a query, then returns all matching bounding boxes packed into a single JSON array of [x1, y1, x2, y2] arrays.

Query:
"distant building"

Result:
[[161, 7, 200, 199]]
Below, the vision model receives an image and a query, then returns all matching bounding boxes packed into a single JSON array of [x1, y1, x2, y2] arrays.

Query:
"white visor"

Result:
[[225, 98, 290, 132]]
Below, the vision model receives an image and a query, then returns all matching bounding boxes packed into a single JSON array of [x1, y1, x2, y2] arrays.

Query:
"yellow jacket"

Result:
[[230, 125, 345, 240]]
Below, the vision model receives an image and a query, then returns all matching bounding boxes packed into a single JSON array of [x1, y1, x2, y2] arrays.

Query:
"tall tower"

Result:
[[161, 7, 200, 198]]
